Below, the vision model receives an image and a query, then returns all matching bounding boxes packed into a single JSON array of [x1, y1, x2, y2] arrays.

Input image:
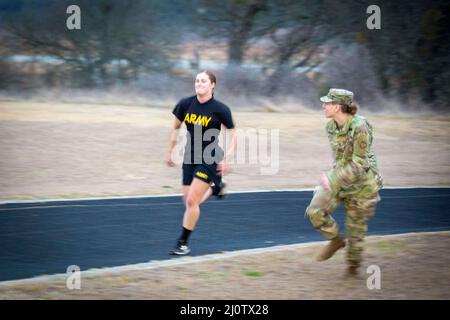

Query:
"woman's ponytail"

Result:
[[341, 102, 358, 115]]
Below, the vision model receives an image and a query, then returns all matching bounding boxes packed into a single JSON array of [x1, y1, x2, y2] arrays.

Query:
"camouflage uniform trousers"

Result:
[[305, 186, 381, 267]]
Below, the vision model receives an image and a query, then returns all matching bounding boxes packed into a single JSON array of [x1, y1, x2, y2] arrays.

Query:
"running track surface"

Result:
[[0, 188, 449, 281]]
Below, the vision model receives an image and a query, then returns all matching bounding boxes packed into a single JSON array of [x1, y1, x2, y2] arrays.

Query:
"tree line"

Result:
[[0, 0, 448, 110]]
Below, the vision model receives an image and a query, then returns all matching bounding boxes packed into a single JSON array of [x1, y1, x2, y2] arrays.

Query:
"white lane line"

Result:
[[1, 186, 449, 205], [1, 193, 449, 211]]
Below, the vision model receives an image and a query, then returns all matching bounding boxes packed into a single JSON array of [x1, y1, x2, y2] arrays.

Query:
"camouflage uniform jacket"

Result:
[[326, 115, 383, 197]]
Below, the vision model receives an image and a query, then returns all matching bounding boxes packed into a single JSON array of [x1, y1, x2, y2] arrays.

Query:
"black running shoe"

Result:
[[212, 181, 227, 199], [169, 241, 191, 255]]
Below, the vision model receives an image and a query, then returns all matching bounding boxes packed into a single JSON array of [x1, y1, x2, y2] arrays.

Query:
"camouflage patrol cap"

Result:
[[320, 88, 354, 105]]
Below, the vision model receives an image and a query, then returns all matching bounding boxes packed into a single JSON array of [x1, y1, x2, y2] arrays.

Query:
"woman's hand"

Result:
[[166, 150, 175, 167], [320, 173, 331, 190], [166, 118, 181, 167], [217, 160, 231, 176]]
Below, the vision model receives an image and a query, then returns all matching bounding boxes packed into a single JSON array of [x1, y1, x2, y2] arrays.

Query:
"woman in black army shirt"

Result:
[[166, 70, 237, 255]]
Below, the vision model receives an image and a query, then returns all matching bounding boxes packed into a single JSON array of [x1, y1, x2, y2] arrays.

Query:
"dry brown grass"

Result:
[[0, 101, 449, 200]]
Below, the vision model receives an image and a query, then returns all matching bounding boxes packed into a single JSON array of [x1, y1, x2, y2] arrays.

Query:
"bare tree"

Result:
[[2, 0, 179, 87], [195, 0, 268, 65], [259, 0, 361, 96]]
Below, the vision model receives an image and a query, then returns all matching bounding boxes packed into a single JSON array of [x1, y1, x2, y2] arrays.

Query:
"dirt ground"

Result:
[[0, 101, 449, 200], [0, 101, 449, 300]]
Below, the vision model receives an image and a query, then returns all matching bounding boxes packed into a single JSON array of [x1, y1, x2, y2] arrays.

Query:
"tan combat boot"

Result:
[[347, 265, 359, 276], [316, 235, 346, 261]]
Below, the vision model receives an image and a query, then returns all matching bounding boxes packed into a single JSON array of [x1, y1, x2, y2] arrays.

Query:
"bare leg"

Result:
[[200, 186, 213, 204], [182, 186, 190, 206], [183, 184, 212, 206], [182, 178, 211, 231]]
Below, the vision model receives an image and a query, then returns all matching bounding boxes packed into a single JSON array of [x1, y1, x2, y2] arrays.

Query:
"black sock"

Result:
[[212, 182, 222, 196], [179, 227, 192, 243]]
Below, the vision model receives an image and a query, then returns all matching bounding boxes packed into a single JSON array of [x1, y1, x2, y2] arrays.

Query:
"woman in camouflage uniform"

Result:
[[305, 88, 383, 276]]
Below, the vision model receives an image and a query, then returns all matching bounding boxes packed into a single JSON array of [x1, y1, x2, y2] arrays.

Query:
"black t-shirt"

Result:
[[172, 95, 234, 164]]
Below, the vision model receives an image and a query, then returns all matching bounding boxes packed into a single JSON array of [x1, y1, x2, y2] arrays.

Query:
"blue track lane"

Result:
[[0, 188, 449, 281]]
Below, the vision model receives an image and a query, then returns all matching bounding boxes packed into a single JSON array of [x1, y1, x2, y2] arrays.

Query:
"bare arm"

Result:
[[218, 127, 237, 175], [224, 128, 237, 163], [166, 118, 182, 166]]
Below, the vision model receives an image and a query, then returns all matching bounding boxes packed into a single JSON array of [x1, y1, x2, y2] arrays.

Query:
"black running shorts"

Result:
[[182, 163, 218, 185]]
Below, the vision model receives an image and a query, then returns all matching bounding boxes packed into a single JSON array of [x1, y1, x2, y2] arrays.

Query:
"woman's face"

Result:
[[322, 102, 340, 118], [195, 72, 215, 96]]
